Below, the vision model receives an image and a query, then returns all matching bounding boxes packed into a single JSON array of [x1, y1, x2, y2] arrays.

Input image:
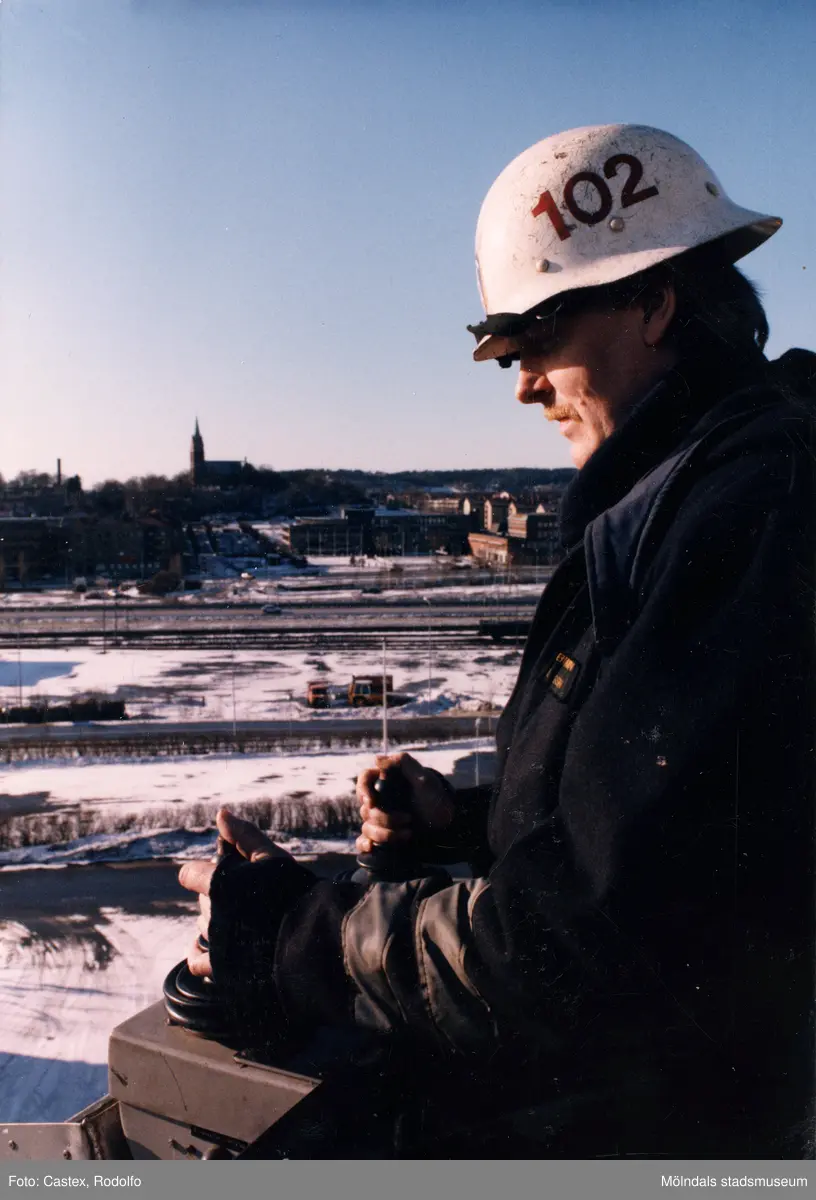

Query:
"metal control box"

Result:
[[107, 1002, 322, 1159]]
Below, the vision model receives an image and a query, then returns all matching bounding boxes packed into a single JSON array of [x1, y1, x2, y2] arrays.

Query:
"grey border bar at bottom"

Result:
[[4, 1160, 815, 1200]]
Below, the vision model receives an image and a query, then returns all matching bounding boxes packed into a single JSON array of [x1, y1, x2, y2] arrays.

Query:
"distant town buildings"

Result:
[[467, 494, 562, 567], [468, 508, 560, 568], [0, 512, 183, 586], [0, 436, 574, 585], [283, 504, 478, 558], [283, 485, 567, 563]]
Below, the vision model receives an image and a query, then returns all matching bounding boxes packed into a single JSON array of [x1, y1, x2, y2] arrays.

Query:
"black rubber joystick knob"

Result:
[[163, 940, 236, 1040], [164, 842, 238, 1040]]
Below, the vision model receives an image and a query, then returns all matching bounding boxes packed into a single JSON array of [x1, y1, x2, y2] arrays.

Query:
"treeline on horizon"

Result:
[[329, 467, 576, 489], [2, 465, 575, 520]]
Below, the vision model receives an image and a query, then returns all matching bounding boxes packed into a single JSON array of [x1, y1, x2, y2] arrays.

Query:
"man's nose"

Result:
[[516, 367, 553, 405]]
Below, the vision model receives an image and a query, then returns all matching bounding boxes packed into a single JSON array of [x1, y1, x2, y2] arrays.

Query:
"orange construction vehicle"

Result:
[[348, 674, 393, 707], [306, 680, 331, 708]]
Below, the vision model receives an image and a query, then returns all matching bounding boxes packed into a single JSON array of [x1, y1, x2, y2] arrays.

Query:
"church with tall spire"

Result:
[[190, 419, 205, 484], [189, 419, 245, 487]]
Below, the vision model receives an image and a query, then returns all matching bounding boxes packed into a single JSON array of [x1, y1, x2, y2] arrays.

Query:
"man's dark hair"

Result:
[[561, 248, 770, 356]]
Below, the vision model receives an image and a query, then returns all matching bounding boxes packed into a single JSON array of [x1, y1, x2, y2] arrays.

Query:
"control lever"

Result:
[[349, 639, 434, 884], [163, 837, 240, 1040], [352, 763, 421, 883]]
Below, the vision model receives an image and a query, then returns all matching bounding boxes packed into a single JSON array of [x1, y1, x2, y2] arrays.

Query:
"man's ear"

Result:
[[640, 285, 676, 347]]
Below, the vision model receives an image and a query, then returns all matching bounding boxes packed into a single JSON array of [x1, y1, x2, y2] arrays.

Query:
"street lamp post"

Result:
[[230, 623, 238, 741], [381, 637, 389, 754], [422, 596, 433, 711], [16, 620, 23, 709]]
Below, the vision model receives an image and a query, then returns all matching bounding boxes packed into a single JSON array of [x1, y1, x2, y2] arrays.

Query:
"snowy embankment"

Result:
[[0, 738, 496, 866]]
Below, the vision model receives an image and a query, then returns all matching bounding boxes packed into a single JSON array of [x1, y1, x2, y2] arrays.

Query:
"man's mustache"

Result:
[[544, 405, 579, 422]]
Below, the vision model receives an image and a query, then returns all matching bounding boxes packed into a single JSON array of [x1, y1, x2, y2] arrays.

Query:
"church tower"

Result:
[[190, 419, 205, 485]]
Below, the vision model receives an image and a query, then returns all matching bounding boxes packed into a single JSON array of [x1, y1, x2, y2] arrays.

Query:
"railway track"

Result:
[[0, 625, 530, 652]]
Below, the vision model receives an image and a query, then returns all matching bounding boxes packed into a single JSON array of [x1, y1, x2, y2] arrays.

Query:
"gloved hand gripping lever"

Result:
[[352, 764, 423, 884]]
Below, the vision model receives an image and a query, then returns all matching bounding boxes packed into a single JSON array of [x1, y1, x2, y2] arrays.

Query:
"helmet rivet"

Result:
[[706, 181, 720, 196], [535, 258, 551, 273], [608, 217, 625, 232]]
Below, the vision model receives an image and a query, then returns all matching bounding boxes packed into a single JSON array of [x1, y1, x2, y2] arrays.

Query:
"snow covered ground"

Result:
[[0, 905, 194, 1122], [0, 642, 521, 722]]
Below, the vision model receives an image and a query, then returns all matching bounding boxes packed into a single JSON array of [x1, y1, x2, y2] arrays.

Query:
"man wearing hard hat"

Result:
[[181, 126, 815, 1157]]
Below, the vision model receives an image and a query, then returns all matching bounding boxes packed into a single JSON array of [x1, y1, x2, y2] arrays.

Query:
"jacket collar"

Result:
[[559, 341, 769, 549]]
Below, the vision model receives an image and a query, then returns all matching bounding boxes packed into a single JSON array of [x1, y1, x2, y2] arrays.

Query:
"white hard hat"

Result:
[[470, 124, 781, 362]]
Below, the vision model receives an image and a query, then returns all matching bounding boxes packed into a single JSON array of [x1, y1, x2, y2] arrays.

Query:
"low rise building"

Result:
[[284, 504, 477, 557], [0, 513, 186, 586], [467, 531, 512, 567], [284, 516, 367, 557]]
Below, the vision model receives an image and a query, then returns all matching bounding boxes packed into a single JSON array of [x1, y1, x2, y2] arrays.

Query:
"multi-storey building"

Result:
[[469, 508, 561, 568]]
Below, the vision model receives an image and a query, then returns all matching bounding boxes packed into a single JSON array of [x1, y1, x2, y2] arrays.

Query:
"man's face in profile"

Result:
[[513, 300, 675, 468]]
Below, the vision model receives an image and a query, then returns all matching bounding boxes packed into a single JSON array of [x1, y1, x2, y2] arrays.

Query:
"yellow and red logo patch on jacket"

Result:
[[544, 651, 581, 702]]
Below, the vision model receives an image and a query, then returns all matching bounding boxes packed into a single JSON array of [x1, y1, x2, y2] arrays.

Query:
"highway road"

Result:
[[0, 602, 537, 649]]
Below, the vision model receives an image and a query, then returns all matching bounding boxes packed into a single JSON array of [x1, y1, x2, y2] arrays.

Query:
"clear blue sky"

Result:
[[1, 0, 813, 485]]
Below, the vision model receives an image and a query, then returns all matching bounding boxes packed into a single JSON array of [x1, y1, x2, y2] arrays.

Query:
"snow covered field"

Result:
[[0, 641, 521, 722]]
